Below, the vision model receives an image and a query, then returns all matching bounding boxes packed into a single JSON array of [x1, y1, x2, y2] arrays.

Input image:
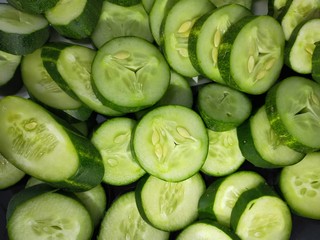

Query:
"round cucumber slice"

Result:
[[97, 191, 169, 240], [132, 105, 208, 182], [92, 36, 170, 113], [279, 152, 320, 220], [218, 15, 285, 95], [265, 76, 320, 153]]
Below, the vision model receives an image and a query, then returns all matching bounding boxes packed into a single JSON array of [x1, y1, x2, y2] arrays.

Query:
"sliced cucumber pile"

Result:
[[2, 0, 320, 239]]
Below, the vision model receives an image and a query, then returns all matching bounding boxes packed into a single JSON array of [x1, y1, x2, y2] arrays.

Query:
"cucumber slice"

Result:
[[265, 76, 320, 153], [7, 184, 93, 240], [161, 0, 215, 77], [230, 183, 292, 240], [218, 15, 285, 95], [312, 41, 320, 82], [197, 83, 252, 131], [198, 171, 266, 227], [45, 0, 102, 39], [92, 36, 170, 113], [278, 0, 320, 40], [0, 96, 104, 191], [7, 0, 59, 14], [285, 18, 320, 74], [142, 0, 155, 13], [91, 1, 153, 48], [188, 4, 252, 83], [209, 0, 253, 9], [107, 0, 142, 7], [237, 105, 305, 168], [0, 153, 25, 190], [176, 220, 240, 240], [22, 48, 82, 110], [91, 117, 146, 186], [0, 49, 22, 96], [132, 105, 208, 182], [0, 3, 49, 55], [279, 152, 320, 220], [201, 128, 245, 177], [97, 191, 169, 240], [136, 173, 206, 231], [149, 0, 179, 45], [268, 0, 288, 18]]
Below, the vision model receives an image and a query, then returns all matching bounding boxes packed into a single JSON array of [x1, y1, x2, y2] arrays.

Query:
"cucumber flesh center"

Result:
[[292, 173, 320, 198], [175, 19, 197, 58]]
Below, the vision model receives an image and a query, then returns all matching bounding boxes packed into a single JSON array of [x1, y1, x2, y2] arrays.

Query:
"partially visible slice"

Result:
[[7, 0, 59, 14], [0, 153, 25, 190], [312, 41, 320, 83]]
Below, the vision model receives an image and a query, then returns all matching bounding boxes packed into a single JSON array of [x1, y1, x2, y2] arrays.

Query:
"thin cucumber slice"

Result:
[[45, 0, 102, 39], [197, 83, 252, 131], [201, 128, 245, 177], [265, 76, 320, 153], [230, 183, 292, 240], [0, 96, 104, 191], [132, 105, 208, 182], [279, 152, 320, 220], [0, 153, 25, 190], [136, 173, 206, 232], [7, 0, 59, 14], [238, 105, 305, 168], [176, 220, 240, 240], [161, 0, 215, 77], [91, 1, 153, 48], [92, 36, 170, 113], [285, 18, 320, 74], [7, 184, 93, 240], [22, 48, 82, 110], [312, 41, 320, 82], [188, 4, 252, 83], [0, 3, 49, 55], [56, 44, 123, 116], [97, 191, 169, 240], [218, 15, 285, 95], [149, 0, 179, 45], [91, 117, 146, 186], [278, 0, 320, 40], [209, 0, 253, 9], [198, 171, 266, 227]]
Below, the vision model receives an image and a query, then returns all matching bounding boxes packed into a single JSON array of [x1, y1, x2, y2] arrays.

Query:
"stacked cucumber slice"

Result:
[[1, 0, 320, 239]]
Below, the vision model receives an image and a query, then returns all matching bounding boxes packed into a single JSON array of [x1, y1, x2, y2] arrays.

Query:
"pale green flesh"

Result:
[[92, 2, 153, 48], [213, 171, 265, 227], [251, 106, 304, 165], [22, 48, 82, 110], [0, 50, 21, 85], [281, 0, 320, 40], [98, 191, 169, 240], [0, 153, 25, 189], [276, 77, 320, 148], [140, 174, 205, 231], [230, 16, 284, 94], [210, 0, 252, 9], [280, 152, 320, 219], [8, 192, 93, 240], [289, 19, 320, 74], [196, 4, 251, 83], [177, 222, 233, 240], [91, 117, 145, 186], [0, 96, 78, 182], [92, 37, 170, 111], [133, 105, 208, 182], [45, 0, 86, 25], [162, 0, 214, 77], [0, 4, 48, 34], [201, 129, 244, 177], [235, 196, 292, 240], [57, 45, 121, 115]]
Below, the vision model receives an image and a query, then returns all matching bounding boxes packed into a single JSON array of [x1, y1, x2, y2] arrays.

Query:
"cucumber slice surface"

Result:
[[0, 50, 21, 87], [136, 173, 206, 232], [209, 0, 253, 9], [0, 153, 25, 190], [218, 15, 285, 95], [279, 152, 320, 220], [92, 36, 170, 113], [265, 76, 320, 153], [161, 0, 215, 77], [97, 191, 169, 240], [132, 105, 208, 182]]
